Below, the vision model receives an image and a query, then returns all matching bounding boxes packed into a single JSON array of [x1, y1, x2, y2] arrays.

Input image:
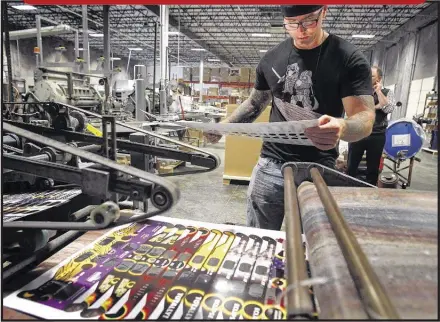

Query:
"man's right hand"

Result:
[[204, 132, 223, 144]]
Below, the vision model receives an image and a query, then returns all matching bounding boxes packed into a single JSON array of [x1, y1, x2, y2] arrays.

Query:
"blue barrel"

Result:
[[384, 120, 425, 160]]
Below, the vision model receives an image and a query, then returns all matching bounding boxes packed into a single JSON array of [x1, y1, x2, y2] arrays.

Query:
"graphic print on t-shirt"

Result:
[[272, 62, 319, 113]]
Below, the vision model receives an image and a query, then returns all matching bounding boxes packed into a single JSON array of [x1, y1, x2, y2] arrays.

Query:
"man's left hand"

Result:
[[304, 115, 345, 150]]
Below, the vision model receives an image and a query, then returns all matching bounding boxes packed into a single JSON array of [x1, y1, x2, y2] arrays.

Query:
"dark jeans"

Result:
[[347, 133, 386, 186], [247, 157, 335, 231]]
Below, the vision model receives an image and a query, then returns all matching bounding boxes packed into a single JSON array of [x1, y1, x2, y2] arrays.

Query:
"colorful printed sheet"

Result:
[[3, 216, 315, 320], [3, 188, 83, 222]]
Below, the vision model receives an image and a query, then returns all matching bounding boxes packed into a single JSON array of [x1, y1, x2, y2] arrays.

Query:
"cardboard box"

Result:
[[208, 87, 219, 96], [240, 68, 251, 83], [250, 69, 257, 83], [192, 67, 200, 82], [219, 87, 231, 96], [203, 68, 211, 82], [223, 104, 271, 182], [220, 68, 230, 82], [211, 68, 221, 82]]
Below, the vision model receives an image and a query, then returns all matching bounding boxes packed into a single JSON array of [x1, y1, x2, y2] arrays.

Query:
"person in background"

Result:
[[205, 5, 375, 231], [347, 66, 396, 186]]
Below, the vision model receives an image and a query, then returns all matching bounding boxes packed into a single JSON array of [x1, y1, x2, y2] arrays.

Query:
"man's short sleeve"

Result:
[[340, 50, 373, 98], [254, 61, 270, 91]]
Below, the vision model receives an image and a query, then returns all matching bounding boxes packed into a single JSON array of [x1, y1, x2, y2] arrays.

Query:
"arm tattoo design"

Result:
[[342, 95, 375, 142], [226, 89, 272, 123]]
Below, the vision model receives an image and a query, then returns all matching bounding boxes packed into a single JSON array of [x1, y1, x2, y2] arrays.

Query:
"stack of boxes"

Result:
[[182, 67, 256, 100], [182, 67, 256, 84]]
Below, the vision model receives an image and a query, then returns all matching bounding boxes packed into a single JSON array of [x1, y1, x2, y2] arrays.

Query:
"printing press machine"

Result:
[[1, 103, 438, 320]]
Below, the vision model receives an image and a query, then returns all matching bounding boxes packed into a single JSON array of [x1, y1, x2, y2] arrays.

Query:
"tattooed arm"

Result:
[[340, 94, 375, 142], [224, 89, 272, 123], [204, 89, 272, 143], [305, 95, 375, 150]]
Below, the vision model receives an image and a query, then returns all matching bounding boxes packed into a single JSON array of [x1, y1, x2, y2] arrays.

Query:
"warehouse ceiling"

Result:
[[5, 3, 436, 67]]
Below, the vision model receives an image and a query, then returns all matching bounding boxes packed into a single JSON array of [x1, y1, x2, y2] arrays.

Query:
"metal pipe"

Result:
[[309, 168, 399, 319], [6, 25, 73, 41], [82, 5, 90, 73], [69, 205, 96, 221], [152, 22, 157, 111], [283, 166, 315, 318], [159, 5, 168, 115], [38, 68, 106, 79], [409, 31, 421, 116], [102, 117, 109, 159], [36, 15, 43, 67], [177, 7, 180, 66], [110, 118, 117, 161], [199, 54, 204, 102], [2, 2, 14, 102], [168, 47, 171, 81], [103, 5, 111, 113], [127, 49, 132, 75], [135, 79, 146, 121], [74, 30, 79, 72], [16, 40, 21, 75]]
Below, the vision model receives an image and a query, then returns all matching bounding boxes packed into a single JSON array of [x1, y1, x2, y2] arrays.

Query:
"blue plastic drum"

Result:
[[384, 120, 425, 160]]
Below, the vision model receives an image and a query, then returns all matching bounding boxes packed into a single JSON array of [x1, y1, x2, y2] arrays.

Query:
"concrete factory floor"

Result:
[[162, 140, 438, 226]]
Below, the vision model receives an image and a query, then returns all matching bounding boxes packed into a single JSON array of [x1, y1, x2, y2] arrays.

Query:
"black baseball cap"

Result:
[[281, 5, 324, 17]]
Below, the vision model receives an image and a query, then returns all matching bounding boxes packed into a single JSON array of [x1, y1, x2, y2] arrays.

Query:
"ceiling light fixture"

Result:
[[259, 50, 268, 53], [168, 31, 180, 35], [11, 5, 37, 10], [352, 34, 375, 39], [89, 33, 104, 38], [74, 48, 84, 51], [128, 47, 143, 51], [208, 59, 221, 62], [252, 33, 271, 37], [191, 48, 206, 51], [111, 57, 121, 61]]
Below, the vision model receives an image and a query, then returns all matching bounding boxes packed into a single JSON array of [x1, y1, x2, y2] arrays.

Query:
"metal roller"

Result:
[[282, 165, 315, 319], [309, 167, 399, 319]]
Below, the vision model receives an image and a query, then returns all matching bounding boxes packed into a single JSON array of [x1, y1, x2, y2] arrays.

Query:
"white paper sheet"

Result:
[[176, 119, 319, 145]]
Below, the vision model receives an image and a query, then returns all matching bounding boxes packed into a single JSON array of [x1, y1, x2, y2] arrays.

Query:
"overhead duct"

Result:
[[6, 25, 73, 40]]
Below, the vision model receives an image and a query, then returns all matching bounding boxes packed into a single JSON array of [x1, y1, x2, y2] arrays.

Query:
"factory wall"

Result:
[[367, 4, 438, 120], [6, 35, 139, 90]]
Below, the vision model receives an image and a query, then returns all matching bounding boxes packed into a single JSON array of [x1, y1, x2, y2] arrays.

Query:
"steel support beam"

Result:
[[144, 5, 232, 67], [82, 5, 90, 73]]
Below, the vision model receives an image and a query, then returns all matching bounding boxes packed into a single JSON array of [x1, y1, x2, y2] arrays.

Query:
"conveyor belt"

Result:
[[298, 184, 438, 319]]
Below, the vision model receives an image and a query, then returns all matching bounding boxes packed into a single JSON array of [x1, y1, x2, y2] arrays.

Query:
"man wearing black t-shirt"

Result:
[[347, 66, 396, 186], [206, 5, 375, 230]]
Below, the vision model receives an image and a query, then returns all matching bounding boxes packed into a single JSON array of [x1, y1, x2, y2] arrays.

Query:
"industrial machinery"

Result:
[[2, 101, 220, 280], [31, 68, 104, 110]]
